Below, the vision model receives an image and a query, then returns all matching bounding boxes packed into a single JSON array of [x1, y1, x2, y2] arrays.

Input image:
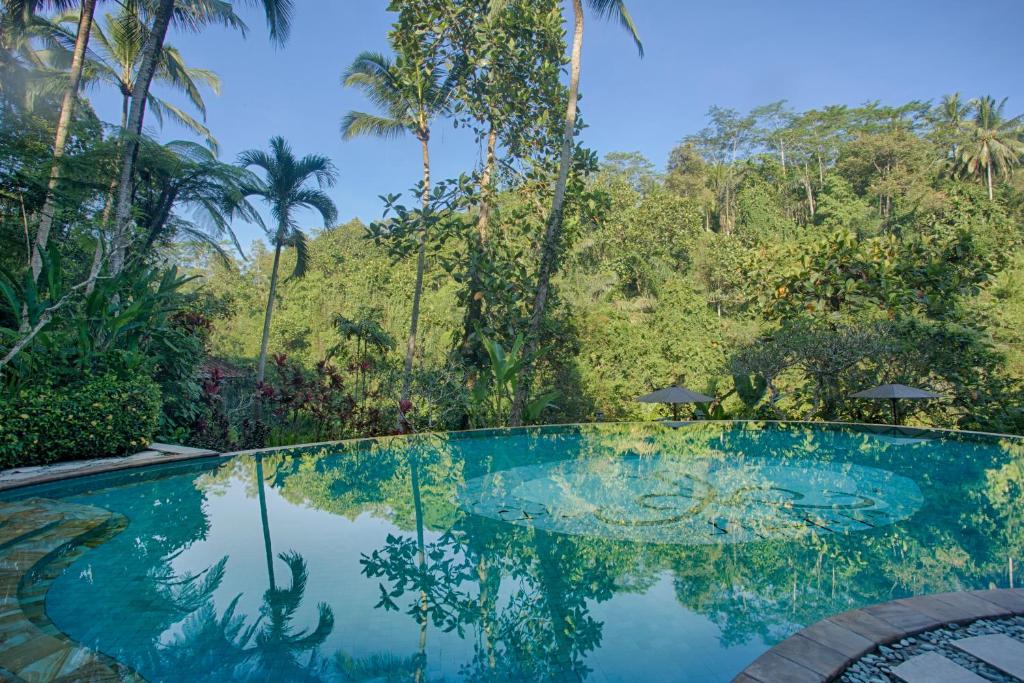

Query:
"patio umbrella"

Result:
[[849, 383, 940, 425], [635, 386, 714, 421]]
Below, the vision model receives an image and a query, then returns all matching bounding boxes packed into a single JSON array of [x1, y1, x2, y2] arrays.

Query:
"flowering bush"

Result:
[[0, 375, 162, 468]]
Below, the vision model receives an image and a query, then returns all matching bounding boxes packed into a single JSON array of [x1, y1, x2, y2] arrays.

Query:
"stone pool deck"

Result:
[[0, 443, 220, 493], [734, 589, 1024, 682], [0, 498, 143, 681]]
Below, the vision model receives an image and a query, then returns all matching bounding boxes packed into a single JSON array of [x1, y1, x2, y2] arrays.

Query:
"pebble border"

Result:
[[839, 615, 1024, 682], [733, 589, 1024, 682]]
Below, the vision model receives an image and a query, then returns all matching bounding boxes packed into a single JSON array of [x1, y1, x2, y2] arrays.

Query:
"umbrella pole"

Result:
[[890, 398, 899, 426], [672, 404, 679, 421]]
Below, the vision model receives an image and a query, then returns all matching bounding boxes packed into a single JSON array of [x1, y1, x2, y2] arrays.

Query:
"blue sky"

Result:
[[84, 0, 1024, 249]]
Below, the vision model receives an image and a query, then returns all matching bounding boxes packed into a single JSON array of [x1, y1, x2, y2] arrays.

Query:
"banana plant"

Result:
[[468, 327, 558, 428]]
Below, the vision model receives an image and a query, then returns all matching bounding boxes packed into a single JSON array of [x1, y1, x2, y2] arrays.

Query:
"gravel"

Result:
[[838, 616, 1024, 683]]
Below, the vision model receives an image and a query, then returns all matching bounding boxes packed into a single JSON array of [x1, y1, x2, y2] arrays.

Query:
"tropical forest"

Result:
[[2, 0, 1024, 468]]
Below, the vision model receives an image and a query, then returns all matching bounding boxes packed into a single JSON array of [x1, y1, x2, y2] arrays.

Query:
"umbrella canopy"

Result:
[[849, 384, 940, 400], [636, 386, 714, 421], [849, 383, 940, 425]]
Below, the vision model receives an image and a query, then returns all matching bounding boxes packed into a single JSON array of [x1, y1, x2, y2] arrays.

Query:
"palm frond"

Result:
[[588, 0, 643, 57], [292, 187, 338, 227], [285, 229, 308, 279], [236, 0, 293, 45], [341, 111, 408, 140], [146, 95, 219, 153]]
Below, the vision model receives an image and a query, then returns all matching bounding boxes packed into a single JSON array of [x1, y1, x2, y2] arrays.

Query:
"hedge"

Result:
[[0, 374, 162, 469]]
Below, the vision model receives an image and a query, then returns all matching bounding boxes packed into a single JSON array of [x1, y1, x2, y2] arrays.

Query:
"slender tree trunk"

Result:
[[255, 455, 276, 588], [460, 125, 498, 365], [85, 95, 130, 297], [256, 240, 284, 386], [803, 167, 816, 217], [410, 455, 428, 682], [30, 0, 97, 281], [508, 0, 584, 427], [110, 0, 175, 276], [399, 134, 431, 415], [987, 162, 994, 200]]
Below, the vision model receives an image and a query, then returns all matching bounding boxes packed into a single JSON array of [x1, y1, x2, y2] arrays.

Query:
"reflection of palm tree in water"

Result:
[[252, 454, 335, 679]]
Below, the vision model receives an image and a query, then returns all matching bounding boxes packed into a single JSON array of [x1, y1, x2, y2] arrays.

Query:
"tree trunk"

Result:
[[256, 240, 284, 386], [803, 167, 816, 218], [508, 0, 584, 427], [399, 134, 431, 415], [987, 162, 994, 200], [410, 455, 428, 682], [255, 454, 276, 588], [109, 0, 175, 276], [460, 125, 498, 366], [30, 0, 97, 281]]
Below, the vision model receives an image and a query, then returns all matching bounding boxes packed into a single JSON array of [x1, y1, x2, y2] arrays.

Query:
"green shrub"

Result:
[[0, 375, 162, 468]]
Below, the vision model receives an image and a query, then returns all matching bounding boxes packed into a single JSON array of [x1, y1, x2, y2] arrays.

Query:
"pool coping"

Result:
[[0, 443, 223, 493], [0, 420, 1019, 495], [732, 589, 1024, 682]]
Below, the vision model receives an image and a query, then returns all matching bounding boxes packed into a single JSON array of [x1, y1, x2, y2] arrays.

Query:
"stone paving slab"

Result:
[[148, 443, 217, 457], [952, 633, 1024, 679], [891, 651, 988, 683]]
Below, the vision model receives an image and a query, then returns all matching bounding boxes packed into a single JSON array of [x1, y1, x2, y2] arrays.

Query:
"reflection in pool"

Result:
[[7, 422, 1022, 682], [461, 455, 923, 543]]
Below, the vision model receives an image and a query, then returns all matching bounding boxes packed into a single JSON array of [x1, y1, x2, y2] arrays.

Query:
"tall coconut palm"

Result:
[[957, 96, 1024, 200], [27, 0, 97, 283], [56, 5, 221, 147], [507, 0, 642, 425], [238, 136, 338, 389], [110, 0, 294, 276], [933, 92, 970, 163], [341, 49, 454, 418]]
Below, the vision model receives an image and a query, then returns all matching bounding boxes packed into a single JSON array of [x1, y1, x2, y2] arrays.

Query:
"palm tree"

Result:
[[957, 96, 1024, 200], [238, 136, 338, 389], [341, 49, 454, 420], [933, 92, 970, 163], [27, 0, 98, 284], [0, 3, 72, 111], [110, 0, 293, 276], [507, 0, 642, 425], [56, 4, 221, 147]]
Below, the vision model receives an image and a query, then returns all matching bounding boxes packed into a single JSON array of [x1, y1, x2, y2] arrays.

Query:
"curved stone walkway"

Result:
[[0, 498, 143, 682], [734, 590, 1024, 682]]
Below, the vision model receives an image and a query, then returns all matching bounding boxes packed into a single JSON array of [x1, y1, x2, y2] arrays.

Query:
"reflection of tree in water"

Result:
[[56, 465, 245, 678], [350, 436, 631, 681], [234, 423, 1022, 675]]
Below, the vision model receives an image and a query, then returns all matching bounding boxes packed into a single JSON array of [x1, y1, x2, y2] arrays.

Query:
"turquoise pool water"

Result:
[[5, 422, 1022, 682]]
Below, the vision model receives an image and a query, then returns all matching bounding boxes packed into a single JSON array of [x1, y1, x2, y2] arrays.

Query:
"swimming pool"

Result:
[[2, 422, 1021, 682]]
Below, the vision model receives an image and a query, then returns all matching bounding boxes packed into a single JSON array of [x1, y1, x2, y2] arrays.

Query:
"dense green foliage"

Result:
[[0, 373, 160, 466], [1, 0, 1023, 463]]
